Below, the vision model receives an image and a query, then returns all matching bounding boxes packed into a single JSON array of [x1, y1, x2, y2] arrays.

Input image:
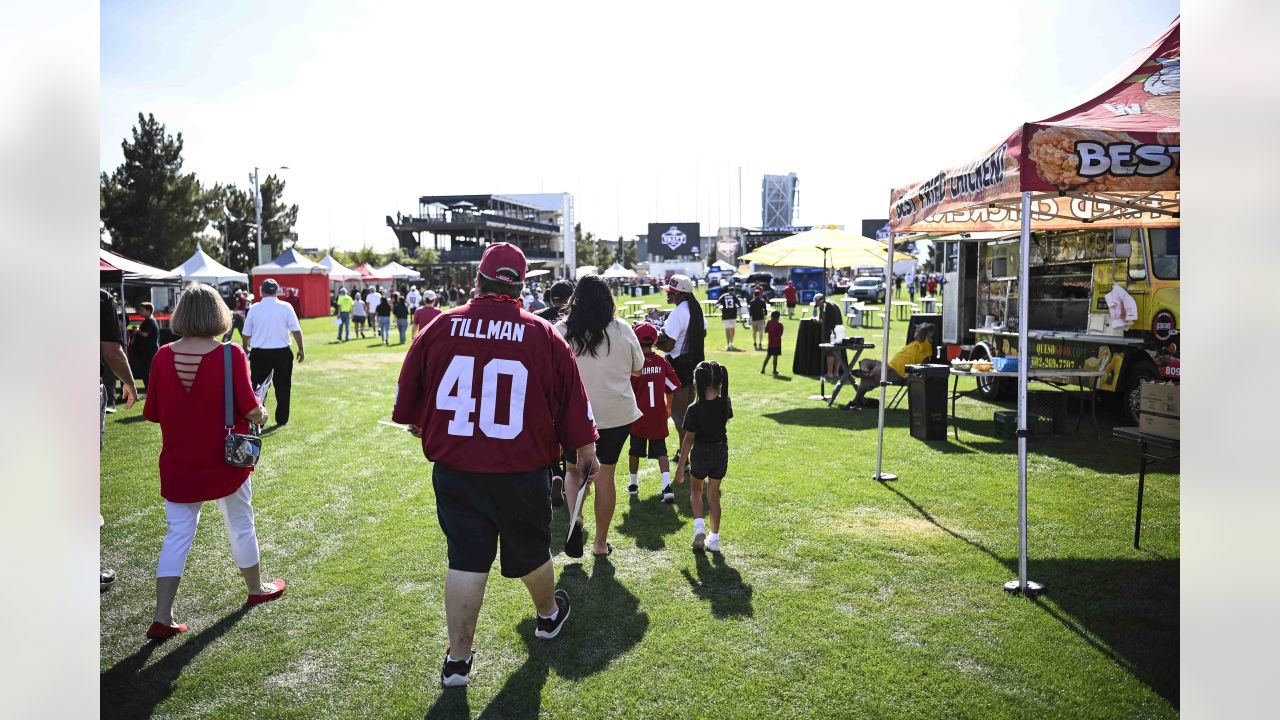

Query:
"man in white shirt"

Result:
[[365, 286, 384, 320], [406, 285, 421, 311], [656, 274, 707, 502], [242, 278, 306, 427]]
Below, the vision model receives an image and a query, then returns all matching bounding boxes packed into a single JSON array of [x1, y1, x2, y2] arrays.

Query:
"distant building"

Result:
[[762, 173, 799, 228], [387, 192, 574, 276]]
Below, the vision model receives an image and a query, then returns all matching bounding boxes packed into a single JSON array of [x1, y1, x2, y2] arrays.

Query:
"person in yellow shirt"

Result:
[[848, 324, 935, 408], [335, 287, 354, 342]]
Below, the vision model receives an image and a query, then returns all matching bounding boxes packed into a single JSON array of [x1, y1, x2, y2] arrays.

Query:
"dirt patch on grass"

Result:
[[829, 508, 963, 539], [312, 352, 407, 372]]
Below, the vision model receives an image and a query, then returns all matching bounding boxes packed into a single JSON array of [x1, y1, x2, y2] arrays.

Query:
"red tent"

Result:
[[249, 248, 331, 318], [355, 263, 394, 284]]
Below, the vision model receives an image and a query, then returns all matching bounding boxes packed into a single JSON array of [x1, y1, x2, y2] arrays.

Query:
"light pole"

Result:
[[251, 165, 290, 265]]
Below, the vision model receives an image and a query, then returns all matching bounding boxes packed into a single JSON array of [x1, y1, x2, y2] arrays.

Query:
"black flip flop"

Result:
[[565, 523, 585, 558], [593, 543, 613, 557]]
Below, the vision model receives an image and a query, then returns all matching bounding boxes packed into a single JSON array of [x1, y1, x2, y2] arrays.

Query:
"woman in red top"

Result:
[[142, 283, 285, 640]]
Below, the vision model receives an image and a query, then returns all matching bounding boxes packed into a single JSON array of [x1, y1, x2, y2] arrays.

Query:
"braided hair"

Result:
[[691, 360, 730, 406]]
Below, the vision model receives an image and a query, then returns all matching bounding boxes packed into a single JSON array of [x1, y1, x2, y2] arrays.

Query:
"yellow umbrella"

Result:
[[740, 228, 911, 268]]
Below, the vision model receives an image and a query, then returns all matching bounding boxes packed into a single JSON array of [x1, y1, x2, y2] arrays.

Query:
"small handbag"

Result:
[[223, 344, 262, 468]]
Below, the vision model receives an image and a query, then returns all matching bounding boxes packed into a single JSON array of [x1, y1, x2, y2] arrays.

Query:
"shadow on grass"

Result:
[[476, 560, 649, 719], [879, 482, 1179, 707], [424, 688, 471, 719], [100, 606, 250, 719], [113, 414, 150, 425], [616, 493, 685, 550], [762, 406, 910, 431], [949, 412, 1146, 474], [682, 551, 754, 618]]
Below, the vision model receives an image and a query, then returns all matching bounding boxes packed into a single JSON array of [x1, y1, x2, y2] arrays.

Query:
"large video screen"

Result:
[[647, 222, 701, 258]]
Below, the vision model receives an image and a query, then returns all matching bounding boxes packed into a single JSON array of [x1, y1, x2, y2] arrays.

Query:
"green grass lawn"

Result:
[[100, 291, 1179, 719]]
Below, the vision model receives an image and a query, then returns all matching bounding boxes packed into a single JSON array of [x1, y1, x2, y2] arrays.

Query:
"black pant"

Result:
[[250, 347, 294, 425]]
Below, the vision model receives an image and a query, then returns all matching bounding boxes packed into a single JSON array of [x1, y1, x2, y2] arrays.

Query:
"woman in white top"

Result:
[[351, 292, 367, 339], [556, 275, 644, 557]]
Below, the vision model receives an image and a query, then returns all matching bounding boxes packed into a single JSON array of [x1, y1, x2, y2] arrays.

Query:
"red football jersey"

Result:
[[393, 297, 598, 473], [629, 351, 682, 440]]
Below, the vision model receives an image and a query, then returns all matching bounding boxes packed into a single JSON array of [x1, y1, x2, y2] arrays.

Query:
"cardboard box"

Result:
[[1139, 411, 1180, 440], [1140, 381, 1180, 416]]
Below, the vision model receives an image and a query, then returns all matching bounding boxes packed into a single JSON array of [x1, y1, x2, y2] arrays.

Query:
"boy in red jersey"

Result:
[[626, 322, 682, 502], [393, 243, 600, 688], [761, 310, 785, 375]]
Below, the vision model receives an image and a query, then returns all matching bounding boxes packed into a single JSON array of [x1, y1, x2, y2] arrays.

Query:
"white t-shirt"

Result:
[[663, 301, 706, 358], [556, 317, 645, 430], [242, 296, 302, 349], [365, 292, 383, 314], [406, 289, 421, 309]]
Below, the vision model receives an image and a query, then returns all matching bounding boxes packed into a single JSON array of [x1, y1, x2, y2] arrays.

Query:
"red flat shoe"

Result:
[[247, 578, 286, 605], [146, 621, 188, 640]]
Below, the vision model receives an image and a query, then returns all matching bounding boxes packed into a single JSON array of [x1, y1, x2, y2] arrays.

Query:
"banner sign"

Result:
[[647, 222, 701, 258], [895, 191, 1180, 233]]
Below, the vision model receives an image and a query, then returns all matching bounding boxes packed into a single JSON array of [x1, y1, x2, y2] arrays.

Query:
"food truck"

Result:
[[937, 225, 1179, 421]]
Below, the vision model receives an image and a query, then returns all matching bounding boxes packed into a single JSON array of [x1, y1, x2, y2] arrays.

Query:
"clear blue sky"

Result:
[[101, 0, 1180, 250]]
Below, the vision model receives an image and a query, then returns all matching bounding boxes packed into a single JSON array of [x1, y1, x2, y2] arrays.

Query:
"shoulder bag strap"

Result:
[[223, 343, 234, 431]]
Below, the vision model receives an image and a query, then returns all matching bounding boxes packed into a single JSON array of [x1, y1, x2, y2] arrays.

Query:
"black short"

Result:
[[628, 434, 668, 459], [432, 464, 551, 579], [690, 441, 729, 480], [563, 423, 631, 466], [765, 346, 782, 357], [353, 316, 366, 326]]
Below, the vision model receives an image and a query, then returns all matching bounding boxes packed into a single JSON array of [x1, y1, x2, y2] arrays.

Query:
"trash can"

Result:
[[906, 364, 949, 441]]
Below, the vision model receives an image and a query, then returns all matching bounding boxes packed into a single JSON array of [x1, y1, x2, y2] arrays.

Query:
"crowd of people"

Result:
[[101, 243, 948, 688]]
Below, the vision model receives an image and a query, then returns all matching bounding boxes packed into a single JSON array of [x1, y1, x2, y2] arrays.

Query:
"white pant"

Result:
[[157, 480, 260, 578]]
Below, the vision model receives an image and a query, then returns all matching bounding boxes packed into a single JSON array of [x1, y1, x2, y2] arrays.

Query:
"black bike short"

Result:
[[563, 423, 630, 466], [628, 434, 668, 459], [432, 464, 551, 579]]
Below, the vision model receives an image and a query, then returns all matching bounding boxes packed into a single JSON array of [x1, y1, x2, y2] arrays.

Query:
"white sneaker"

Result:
[[705, 535, 721, 553], [661, 485, 675, 504]]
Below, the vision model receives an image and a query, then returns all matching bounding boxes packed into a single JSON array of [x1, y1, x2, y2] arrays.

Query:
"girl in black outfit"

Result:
[[392, 293, 410, 344], [674, 361, 731, 554]]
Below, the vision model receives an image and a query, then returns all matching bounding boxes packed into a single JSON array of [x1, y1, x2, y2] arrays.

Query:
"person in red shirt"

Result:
[[142, 283, 285, 641], [761, 310, 785, 375], [626, 322, 682, 500], [412, 289, 442, 337], [393, 242, 600, 688], [783, 279, 798, 318]]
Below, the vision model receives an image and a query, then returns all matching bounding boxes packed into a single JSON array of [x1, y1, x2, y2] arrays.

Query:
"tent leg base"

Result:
[[873, 472, 898, 482], [1003, 580, 1046, 597]]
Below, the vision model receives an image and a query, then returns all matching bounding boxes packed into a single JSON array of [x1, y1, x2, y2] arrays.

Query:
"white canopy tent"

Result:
[[377, 261, 422, 280], [172, 243, 248, 285], [574, 265, 598, 280], [250, 247, 326, 275], [601, 262, 637, 279], [318, 254, 362, 282]]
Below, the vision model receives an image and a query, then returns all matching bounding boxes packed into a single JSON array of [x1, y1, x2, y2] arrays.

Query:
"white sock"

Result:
[[629, 473, 638, 484], [447, 653, 469, 663], [661, 471, 671, 486], [538, 606, 559, 621], [694, 518, 706, 532], [708, 532, 719, 541]]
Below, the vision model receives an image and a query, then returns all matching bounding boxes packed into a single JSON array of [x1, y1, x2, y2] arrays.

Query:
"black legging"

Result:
[[249, 347, 294, 425]]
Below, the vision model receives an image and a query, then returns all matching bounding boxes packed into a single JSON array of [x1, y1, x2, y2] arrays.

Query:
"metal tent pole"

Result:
[[873, 232, 897, 482], [1004, 191, 1044, 597]]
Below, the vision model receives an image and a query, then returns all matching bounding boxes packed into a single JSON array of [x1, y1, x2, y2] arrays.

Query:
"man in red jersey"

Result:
[[393, 243, 599, 688], [625, 322, 681, 500]]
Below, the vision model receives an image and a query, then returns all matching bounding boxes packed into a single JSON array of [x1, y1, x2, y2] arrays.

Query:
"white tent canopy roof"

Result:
[[172, 243, 248, 285], [377, 261, 422, 280], [101, 248, 182, 284], [250, 248, 328, 275], [601, 262, 637, 279], [318, 254, 362, 280]]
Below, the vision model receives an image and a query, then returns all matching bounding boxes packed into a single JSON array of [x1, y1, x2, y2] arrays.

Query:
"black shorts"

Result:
[[628, 434, 668, 459], [353, 315, 366, 326], [766, 346, 782, 357], [690, 441, 729, 480], [563, 423, 631, 466], [432, 464, 551, 579]]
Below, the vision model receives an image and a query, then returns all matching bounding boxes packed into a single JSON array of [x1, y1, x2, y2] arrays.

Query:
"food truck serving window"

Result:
[[1148, 228, 1180, 280]]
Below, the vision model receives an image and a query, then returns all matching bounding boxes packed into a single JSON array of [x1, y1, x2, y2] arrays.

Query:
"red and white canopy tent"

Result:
[[250, 248, 331, 318], [354, 263, 395, 285], [875, 18, 1180, 596]]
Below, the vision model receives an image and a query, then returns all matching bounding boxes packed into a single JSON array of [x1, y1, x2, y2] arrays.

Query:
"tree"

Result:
[[257, 174, 299, 259], [619, 237, 637, 268], [100, 113, 223, 269], [218, 185, 258, 273], [573, 222, 597, 269]]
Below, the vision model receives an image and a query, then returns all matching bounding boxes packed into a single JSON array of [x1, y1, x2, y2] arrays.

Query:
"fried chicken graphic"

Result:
[[1028, 127, 1176, 192]]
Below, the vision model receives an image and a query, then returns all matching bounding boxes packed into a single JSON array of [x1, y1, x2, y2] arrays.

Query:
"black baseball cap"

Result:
[[548, 279, 574, 301]]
